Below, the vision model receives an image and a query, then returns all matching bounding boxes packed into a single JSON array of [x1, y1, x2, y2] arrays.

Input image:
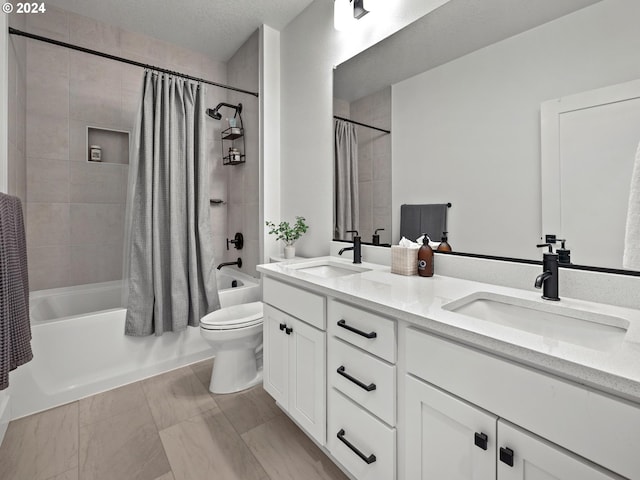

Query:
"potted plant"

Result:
[[266, 216, 309, 259]]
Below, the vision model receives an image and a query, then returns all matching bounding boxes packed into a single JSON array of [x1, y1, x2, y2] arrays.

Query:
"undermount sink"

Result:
[[286, 259, 371, 278], [443, 292, 629, 351]]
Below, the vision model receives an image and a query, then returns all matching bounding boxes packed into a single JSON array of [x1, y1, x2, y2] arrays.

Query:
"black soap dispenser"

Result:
[[418, 233, 434, 277], [557, 239, 571, 264], [436, 232, 452, 252]]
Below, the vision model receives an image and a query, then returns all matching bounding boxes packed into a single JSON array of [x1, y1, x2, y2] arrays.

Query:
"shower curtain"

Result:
[[334, 119, 359, 239], [124, 71, 220, 336]]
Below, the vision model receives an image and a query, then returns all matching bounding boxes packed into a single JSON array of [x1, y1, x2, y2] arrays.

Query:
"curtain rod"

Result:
[[334, 115, 390, 134], [8, 27, 259, 98]]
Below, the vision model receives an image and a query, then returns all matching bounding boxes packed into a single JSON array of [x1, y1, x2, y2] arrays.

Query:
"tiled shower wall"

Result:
[[226, 31, 260, 277], [351, 87, 391, 246], [7, 14, 27, 204], [21, 6, 231, 291]]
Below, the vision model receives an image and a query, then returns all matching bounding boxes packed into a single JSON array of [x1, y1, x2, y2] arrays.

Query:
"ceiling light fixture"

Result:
[[334, 0, 369, 31]]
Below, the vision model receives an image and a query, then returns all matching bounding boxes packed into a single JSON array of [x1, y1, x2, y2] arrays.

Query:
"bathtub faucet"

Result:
[[217, 258, 243, 270]]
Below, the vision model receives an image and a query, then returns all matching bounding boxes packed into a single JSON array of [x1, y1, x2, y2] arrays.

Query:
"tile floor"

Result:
[[0, 359, 348, 480]]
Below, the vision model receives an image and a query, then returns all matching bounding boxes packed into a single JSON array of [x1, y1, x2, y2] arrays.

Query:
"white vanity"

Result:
[[257, 256, 640, 480]]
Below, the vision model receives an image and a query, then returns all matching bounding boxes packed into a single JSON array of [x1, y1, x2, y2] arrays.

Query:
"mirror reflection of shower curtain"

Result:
[[334, 119, 359, 239], [123, 70, 220, 336]]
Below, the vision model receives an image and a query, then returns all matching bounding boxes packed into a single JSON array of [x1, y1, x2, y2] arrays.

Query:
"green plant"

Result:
[[266, 216, 309, 246]]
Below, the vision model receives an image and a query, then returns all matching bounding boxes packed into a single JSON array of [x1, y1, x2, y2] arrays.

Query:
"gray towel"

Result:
[[0, 193, 32, 390], [400, 204, 449, 243]]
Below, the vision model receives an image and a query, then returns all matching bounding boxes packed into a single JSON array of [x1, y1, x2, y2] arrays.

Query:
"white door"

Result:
[[263, 304, 290, 408], [288, 317, 326, 445], [405, 375, 497, 480], [497, 420, 622, 480]]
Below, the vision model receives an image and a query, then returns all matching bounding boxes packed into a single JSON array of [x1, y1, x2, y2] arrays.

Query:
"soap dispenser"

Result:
[[436, 232, 452, 252], [418, 233, 434, 277], [557, 238, 571, 264]]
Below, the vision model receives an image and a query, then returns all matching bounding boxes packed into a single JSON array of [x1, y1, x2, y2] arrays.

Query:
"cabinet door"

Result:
[[288, 317, 326, 445], [405, 375, 497, 480], [263, 304, 290, 408], [497, 421, 622, 480]]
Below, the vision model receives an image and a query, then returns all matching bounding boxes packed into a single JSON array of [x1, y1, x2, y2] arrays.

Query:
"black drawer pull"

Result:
[[279, 323, 286, 331], [337, 366, 377, 392], [337, 429, 377, 464], [474, 432, 488, 450], [499, 447, 514, 467], [285, 326, 293, 335], [337, 319, 377, 339]]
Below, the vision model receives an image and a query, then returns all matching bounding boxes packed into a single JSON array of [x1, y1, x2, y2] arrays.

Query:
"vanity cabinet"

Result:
[[405, 328, 636, 479], [405, 375, 621, 479], [262, 278, 326, 445], [326, 299, 397, 480]]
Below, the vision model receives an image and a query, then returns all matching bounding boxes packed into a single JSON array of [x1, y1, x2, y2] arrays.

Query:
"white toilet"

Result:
[[199, 301, 264, 394]]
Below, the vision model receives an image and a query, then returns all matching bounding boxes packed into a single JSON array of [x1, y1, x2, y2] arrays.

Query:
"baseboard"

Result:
[[0, 391, 10, 446]]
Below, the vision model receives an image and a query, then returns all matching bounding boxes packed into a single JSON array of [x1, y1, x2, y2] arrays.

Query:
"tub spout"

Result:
[[217, 258, 242, 270]]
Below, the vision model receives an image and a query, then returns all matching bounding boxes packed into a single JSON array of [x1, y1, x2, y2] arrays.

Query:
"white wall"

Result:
[[260, 25, 281, 263], [1, 11, 8, 194], [393, 0, 640, 260], [279, 0, 449, 257]]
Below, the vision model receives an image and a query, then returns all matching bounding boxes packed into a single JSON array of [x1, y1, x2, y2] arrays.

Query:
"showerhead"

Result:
[[206, 102, 242, 121], [206, 108, 222, 120]]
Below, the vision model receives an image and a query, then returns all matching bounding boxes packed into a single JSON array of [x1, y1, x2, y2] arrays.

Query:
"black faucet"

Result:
[[372, 228, 385, 246], [338, 230, 362, 264], [217, 258, 242, 270], [535, 244, 559, 301]]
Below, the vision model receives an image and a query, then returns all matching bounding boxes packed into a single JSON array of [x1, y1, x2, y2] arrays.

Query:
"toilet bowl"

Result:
[[199, 301, 264, 394]]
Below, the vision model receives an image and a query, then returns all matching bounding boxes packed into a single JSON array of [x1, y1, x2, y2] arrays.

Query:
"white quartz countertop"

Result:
[[257, 256, 640, 404]]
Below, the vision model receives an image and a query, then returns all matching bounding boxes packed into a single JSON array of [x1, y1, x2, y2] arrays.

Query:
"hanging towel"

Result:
[[623, 141, 640, 270], [400, 204, 449, 243], [0, 193, 32, 390]]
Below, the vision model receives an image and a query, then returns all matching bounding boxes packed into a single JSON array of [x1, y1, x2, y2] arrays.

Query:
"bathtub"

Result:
[[9, 270, 260, 420]]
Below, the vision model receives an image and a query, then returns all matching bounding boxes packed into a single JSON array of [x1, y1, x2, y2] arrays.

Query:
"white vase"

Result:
[[284, 245, 295, 259]]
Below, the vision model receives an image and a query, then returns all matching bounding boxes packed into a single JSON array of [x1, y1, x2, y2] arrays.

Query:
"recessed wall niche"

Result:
[[86, 126, 130, 164]]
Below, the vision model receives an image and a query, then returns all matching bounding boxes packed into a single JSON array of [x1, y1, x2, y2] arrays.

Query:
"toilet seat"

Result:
[[200, 301, 263, 331]]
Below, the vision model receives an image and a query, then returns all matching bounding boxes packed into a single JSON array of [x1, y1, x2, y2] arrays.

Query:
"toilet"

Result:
[[199, 301, 264, 394]]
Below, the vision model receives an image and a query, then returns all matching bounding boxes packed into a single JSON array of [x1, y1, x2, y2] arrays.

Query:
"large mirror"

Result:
[[333, 0, 640, 272]]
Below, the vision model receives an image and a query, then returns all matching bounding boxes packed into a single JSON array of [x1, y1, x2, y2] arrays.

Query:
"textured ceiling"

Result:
[[334, 0, 603, 102], [44, 0, 316, 62]]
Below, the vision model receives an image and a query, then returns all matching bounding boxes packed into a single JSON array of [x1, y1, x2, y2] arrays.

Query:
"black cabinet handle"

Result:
[[337, 429, 377, 464], [474, 432, 488, 450], [499, 447, 514, 467], [279, 323, 286, 331], [337, 319, 377, 339], [285, 326, 293, 335], [337, 366, 376, 392]]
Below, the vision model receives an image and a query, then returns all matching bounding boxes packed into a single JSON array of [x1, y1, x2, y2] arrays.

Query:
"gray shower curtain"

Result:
[[124, 71, 220, 336], [334, 119, 359, 239]]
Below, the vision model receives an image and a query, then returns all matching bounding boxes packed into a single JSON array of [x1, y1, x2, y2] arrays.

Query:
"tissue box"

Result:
[[391, 245, 418, 275]]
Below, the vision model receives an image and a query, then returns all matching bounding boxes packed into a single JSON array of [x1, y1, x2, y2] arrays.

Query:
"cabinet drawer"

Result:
[[328, 337, 396, 426], [406, 327, 640, 480], [263, 277, 325, 329], [328, 300, 396, 362], [328, 389, 396, 480]]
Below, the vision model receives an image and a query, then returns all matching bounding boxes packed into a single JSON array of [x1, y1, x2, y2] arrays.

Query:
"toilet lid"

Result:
[[200, 301, 263, 330]]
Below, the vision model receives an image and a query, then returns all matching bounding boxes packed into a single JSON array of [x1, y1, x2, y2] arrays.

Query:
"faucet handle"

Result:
[[536, 243, 554, 253]]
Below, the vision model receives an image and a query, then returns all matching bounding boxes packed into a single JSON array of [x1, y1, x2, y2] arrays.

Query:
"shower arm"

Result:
[[207, 102, 243, 127]]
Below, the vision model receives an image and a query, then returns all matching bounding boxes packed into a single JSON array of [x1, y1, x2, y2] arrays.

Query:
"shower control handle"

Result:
[[279, 323, 286, 331], [226, 232, 244, 250], [285, 326, 293, 335]]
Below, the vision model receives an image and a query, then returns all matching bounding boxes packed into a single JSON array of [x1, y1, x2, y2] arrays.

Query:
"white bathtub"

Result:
[[9, 270, 260, 419]]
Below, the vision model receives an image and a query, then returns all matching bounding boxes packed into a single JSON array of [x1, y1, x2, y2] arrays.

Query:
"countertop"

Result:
[[257, 256, 640, 404]]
